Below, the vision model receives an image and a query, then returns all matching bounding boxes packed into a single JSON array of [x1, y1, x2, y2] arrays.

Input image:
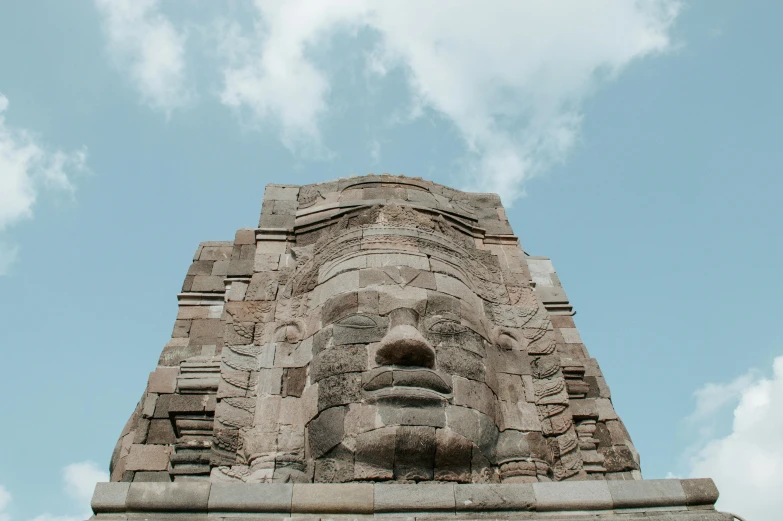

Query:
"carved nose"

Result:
[[375, 308, 435, 368]]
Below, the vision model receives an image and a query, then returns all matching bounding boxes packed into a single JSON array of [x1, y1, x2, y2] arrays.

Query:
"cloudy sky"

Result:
[[0, 1, 781, 520]]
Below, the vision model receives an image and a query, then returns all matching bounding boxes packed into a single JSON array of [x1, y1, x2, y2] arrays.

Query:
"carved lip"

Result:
[[363, 368, 452, 402]]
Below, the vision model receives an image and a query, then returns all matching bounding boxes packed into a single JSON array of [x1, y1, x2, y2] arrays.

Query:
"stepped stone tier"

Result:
[[92, 175, 735, 520]]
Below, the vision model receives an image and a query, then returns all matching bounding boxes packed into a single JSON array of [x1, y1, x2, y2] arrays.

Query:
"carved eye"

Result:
[[428, 319, 468, 335], [336, 314, 378, 329]]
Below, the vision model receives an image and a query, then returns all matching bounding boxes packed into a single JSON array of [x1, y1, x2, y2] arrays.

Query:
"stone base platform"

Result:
[[89, 479, 734, 520]]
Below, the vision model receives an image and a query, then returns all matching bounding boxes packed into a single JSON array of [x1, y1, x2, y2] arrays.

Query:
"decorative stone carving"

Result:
[[110, 175, 642, 486]]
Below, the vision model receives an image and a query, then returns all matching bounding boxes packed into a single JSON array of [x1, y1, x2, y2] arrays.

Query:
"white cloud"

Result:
[[0, 92, 86, 274], [94, 0, 190, 115], [0, 485, 11, 521], [0, 462, 106, 521], [28, 515, 81, 521], [62, 461, 108, 505], [217, 0, 680, 203], [682, 356, 783, 521]]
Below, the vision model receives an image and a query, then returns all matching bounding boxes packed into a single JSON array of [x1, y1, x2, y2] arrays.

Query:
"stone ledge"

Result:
[[92, 478, 721, 516]]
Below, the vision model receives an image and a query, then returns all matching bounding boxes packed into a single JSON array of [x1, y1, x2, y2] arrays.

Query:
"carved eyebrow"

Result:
[[427, 318, 469, 335], [335, 314, 379, 328]]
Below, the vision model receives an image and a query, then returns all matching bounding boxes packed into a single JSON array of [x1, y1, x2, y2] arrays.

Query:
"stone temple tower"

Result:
[[90, 175, 735, 520]]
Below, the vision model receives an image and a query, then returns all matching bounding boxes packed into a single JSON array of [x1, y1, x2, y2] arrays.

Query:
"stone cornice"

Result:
[[91, 478, 724, 518]]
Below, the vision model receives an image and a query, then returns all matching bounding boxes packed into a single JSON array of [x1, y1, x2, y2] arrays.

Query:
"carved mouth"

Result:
[[362, 368, 452, 403]]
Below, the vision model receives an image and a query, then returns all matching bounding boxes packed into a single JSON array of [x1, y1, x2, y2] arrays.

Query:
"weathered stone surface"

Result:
[[126, 482, 211, 511], [291, 483, 373, 514], [394, 426, 436, 481], [109, 174, 729, 519], [455, 483, 535, 510], [282, 367, 307, 397], [375, 483, 456, 512], [317, 373, 362, 410], [314, 443, 354, 483], [311, 345, 366, 381], [355, 427, 395, 480], [91, 482, 130, 513], [608, 479, 686, 508], [126, 444, 171, 471], [147, 367, 179, 394], [681, 478, 720, 506], [533, 480, 613, 511], [434, 429, 473, 482], [208, 482, 292, 512], [146, 419, 176, 445], [308, 406, 345, 459]]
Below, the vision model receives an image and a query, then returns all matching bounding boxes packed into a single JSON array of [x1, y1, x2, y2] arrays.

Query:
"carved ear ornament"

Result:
[[494, 327, 523, 351], [274, 320, 306, 343]]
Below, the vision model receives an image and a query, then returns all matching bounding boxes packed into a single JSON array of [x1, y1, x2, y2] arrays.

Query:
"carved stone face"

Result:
[[307, 247, 502, 482], [230, 206, 559, 484]]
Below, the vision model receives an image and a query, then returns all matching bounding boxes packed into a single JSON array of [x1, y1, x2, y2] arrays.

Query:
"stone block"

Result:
[[291, 483, 373, 514], [187, 260, 214, 276], [199, 244, 232, 261], [455, 483, 535, 511], [282, 367, 307, 397], [246, 272, 280, 301], [255, 253, 281, 272], [190, 318, 223, 340], [321, 292, 359, 325], [182, 275, 195, 292], [125, 444, 172, 471], [191, 275, 226, 293], [681, 478, 720, 506], [532, 480, 612, 511], [208, 482, 293, 512], [379, 402, 446, 428], [355, 427, 395, 480], [308, 406, 345, 459], [559, 327, 582, 344], [132, 471, 171, 482], [317, 373, 362, 411], [434, 429, 472, 482], [265, 185, 300, 201], [550, 315, 575, 328], [259, 214, 295, 229], [375, 483, 456, 512], [234, 228, 256, 245], [91, 482, 129, 513], [453, 377, 495, 419], [332, 316, 387, 345], [394, 426, 436, 481], [212, 259, 230, 276], [227, 281, 248, 301], [608, 479, 686, 508], [256, 239, 288, 254], [142, 394, 157, 418], [146, 419, 176, 444], [147, 367, 179, 394], [227, 259, 254, 277], [378, 286, 428, 315], [274, 338, 313, 368], [312, 345, 367, 381], [171, 319, 191, 338], [595, 398, 619, 421], [314, 443, 355, 483], [535, 285, 569, 304], [126, 482, 211, 511]]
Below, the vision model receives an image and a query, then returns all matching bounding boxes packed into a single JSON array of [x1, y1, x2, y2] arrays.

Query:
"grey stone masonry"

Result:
[[103, 174, 738, 520], [91, 478, 726, 517]]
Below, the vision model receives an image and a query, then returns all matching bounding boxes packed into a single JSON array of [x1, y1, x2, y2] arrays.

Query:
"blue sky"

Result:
[[0, 1, 781, 520]]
